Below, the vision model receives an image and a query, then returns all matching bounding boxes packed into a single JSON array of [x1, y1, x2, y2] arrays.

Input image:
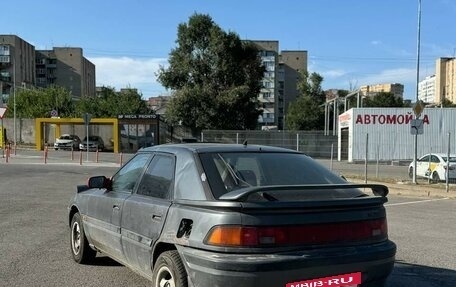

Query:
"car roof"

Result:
[[424, 153, 456, 157], [140, 143, 301, 154]]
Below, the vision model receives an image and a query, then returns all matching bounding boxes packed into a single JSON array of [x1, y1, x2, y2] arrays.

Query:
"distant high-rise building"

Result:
[[250, 40, 307, 130], [36, 47, 95, 98], [418, 75, 436, 103], [0, 35, 36, 106], [435, 57, 456, 104]]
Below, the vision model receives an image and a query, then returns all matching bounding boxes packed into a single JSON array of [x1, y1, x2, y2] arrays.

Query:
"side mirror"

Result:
[[88, 176, 111, 190]]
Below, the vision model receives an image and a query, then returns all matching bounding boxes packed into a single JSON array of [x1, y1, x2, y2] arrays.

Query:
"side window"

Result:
[[111, 153, 151, 193], [419, 155, 430, 162], [431, 155, 440, 163], [137, 154, 175, 199]]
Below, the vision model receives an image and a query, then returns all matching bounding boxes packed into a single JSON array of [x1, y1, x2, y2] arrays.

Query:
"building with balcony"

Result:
[[0, 35, 36, 107], [0, 35, 96, 105], [250, 40, 307, 130], [435, 57, 456, 104], [36, 47, 96, 98], [418, 75, 436, 104]]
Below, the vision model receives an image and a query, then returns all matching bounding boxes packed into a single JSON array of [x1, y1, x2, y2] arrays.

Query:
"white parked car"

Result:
[[408, 153, 456, 182], [54, 134, 81, 150]]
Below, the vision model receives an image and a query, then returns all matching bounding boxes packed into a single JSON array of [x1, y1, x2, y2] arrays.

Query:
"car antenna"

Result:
[[242, 140, 248, 146]]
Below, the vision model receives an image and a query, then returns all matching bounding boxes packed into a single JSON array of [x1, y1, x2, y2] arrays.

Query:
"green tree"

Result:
[[362, 92, 405, 107], [158, 13, 264, 133], [286, 71, 325, 130], [76, 87, 150, 117], [7, 85, 75, 118], [441, 98, 456, 107]]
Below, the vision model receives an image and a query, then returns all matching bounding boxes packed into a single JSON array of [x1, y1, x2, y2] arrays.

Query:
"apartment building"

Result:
[[359, 83, 404, 98], [0, 35, 36, 106], [0, 34, 95, 107], [36, 47, 96, 98], [435, 57, 456, 104], [251, 40, 307, 130], [418, 75, 436, 103]]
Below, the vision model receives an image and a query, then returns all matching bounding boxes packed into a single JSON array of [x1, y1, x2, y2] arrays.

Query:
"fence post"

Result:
[[330, 143, 334, 171], [236, 133, 239, 144], [376, 144, 380, 178], [296, 133, 299, 151], [364, 133, 369, 183], [201, 132, 204, 143], [44, 146, 48, 164], [446, 132, 450, 192]]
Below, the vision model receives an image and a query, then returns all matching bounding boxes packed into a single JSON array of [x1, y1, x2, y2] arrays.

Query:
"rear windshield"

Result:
[[200, 152, 354, 199]]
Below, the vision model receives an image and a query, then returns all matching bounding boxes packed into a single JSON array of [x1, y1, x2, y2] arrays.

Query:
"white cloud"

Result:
[[88, 56, 169, 96], [371, 40, 382, 46], [322, 69, 347, 78], [355, 68, 417, 86]]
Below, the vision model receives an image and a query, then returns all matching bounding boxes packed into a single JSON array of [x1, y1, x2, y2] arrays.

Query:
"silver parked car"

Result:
[[68, 144, 396, 287], [79, 136, 105, 151]]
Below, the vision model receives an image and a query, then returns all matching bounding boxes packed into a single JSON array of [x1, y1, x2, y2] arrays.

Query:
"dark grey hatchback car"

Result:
[[68, 143, 396, 287]]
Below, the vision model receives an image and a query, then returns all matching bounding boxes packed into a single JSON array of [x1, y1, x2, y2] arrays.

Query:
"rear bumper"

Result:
[[179, 240, 396, 287]]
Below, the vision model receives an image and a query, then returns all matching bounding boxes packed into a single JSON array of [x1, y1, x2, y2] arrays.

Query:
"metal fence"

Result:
[[200, 130, 338, 159]]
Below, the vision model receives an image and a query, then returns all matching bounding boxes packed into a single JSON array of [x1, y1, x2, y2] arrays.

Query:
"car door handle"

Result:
[[152, 214, 162, 221], [113, 205, 121, 210]]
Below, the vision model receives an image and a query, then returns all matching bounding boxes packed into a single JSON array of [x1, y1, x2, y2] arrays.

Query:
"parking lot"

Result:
[[0, 151, 455, 286]]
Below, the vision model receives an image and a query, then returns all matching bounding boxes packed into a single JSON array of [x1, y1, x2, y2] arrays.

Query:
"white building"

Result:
[[418, 75, 436, 104], [338, 108, 456, 162]]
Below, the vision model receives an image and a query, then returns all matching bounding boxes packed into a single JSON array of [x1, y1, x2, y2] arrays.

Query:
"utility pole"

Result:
[[413, 0, 422, 184]]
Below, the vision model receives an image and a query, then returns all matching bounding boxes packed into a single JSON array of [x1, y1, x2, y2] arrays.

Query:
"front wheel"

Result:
[[152, 250, 187, 287], [70, 212, 96, 264], [432, 172, 440, 183]]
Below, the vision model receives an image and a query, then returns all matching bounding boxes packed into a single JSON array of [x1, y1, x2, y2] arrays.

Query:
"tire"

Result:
[[408, 167, 413, 179], [362, 279, 387, 287], [432, 172, 440, 183], [70, 213, 96, 264], [152, 250, 187, 287]]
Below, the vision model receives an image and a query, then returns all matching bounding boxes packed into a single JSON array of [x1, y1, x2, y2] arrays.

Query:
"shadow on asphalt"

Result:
[[387, 261, 456, 287], [86, 255, 122, 267]]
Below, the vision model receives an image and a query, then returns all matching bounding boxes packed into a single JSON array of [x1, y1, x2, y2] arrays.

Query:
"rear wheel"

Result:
[[70, 212, 96, 264], [152, 250, 187, 287], [432, 172, 440, 183]]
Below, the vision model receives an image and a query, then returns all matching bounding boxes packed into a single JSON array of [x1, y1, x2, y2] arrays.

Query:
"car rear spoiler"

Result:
[[219, 184, 389, 202]]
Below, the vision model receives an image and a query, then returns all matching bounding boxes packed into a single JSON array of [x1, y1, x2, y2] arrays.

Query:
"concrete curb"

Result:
[[348, 178, 456, 199]]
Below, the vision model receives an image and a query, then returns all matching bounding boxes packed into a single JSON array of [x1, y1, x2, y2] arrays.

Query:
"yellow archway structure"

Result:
[[35, 118, 119, 152]]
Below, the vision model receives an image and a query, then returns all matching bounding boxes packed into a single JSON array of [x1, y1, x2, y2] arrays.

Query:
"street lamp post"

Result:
[[413, 0, 422, 184], [13, 56, 16, 152]]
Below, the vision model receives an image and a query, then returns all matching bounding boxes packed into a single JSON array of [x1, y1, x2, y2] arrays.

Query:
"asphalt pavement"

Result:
[[0, 148, 455, 286]]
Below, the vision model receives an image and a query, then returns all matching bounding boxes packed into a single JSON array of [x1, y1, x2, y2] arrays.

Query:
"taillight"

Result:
[[205, 219, 387, 247]]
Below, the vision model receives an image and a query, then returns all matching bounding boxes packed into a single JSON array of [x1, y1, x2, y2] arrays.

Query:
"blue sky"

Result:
[[3, 0, 456, 100]]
